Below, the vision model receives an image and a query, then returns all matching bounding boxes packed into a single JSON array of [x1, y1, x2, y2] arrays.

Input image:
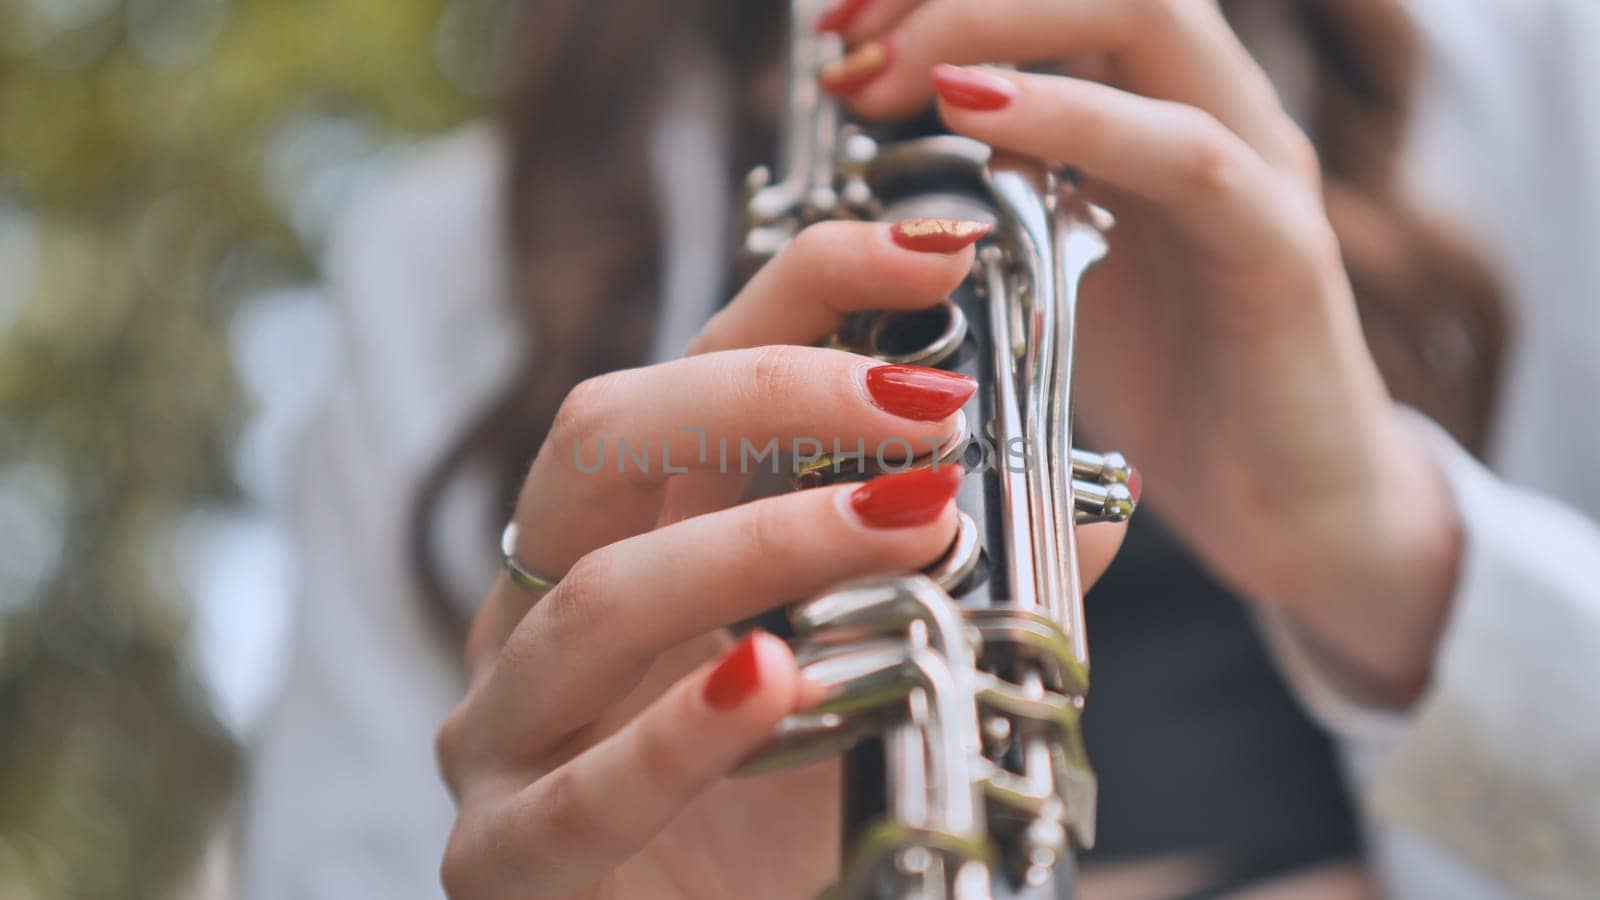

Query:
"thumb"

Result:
[[1079, 468, 1141, 592]]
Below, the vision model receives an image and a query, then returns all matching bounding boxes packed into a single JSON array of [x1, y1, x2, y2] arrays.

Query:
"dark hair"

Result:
[[410, 0, 1506, 643]]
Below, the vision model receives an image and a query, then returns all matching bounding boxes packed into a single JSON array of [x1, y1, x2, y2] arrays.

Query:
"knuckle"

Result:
[[536, 551, 616, 645], [1132, 0, 1185, 27], [941, 0, 996, 43], [462, 605, 502, 674], [1172, 108, 1248, 196], [530, 766, 617, 858], [439, 822, 482, 898], [1280, 126, 1322, 184], [742, 345, 807, 408], [787, 220, 845, 260], [745, 498, 796, 570], [1138, 0, 1215, 29], [1286, 216, 1345, 277], [550, 372, 619, 442], [778, 222, 854, 285], [631, 718, 695, 789], [435, 706, 469, 790]]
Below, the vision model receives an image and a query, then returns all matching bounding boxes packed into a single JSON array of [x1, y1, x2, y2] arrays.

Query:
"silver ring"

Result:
[[500, 522, 561, 595]]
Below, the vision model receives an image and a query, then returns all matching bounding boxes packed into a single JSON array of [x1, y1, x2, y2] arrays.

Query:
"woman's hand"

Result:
[[437, 221, 1128, 899], [818, 0, 1461, 698]]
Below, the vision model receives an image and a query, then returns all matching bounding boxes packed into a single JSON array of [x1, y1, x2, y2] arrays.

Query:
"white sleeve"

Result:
[[1260, 410, 1600, 897], [242, 126, 515, 900]]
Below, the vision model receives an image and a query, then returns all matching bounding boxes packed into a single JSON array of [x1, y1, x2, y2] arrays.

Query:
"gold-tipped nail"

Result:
[[890, 218, 993, 253], [820, 40, 893, 95]]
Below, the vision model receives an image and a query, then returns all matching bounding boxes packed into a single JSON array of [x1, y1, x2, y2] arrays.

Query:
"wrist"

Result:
[[1272, 408, 1463, 703]]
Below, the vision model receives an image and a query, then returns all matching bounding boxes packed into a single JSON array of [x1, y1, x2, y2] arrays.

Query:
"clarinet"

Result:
[[737, 3, 1136, 897]]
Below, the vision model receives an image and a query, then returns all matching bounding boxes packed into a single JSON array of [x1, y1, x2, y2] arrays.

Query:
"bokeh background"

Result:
[[0, 1, 508, 895]]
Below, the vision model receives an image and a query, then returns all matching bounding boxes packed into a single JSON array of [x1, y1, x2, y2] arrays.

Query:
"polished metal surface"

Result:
[[498, 522, 560, 595], [735, 2, 1137, 896]]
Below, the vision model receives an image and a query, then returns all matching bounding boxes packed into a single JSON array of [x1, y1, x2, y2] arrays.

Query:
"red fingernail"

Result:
[[932, 65, 1017, 111], [866, 365, 977, 421], [1127, 468, 1143, 504], [816, 0, 871, 33], [703, 633, 763, 710], [890, 218, 993, 254], [851, 465, 964, 529], [820, 39, 893, 95]]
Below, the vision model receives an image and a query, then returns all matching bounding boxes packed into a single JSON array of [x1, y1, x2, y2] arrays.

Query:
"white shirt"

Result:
[[242, 2, 1600, 897]]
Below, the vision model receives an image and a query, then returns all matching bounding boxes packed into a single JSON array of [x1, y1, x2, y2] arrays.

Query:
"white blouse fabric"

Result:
[[242, 2, 1600, 898]]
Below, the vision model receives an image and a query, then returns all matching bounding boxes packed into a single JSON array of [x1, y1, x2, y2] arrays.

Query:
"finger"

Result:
[[1079, 468, 1142, 593], [654, 467, 753, 531], [1079, 520, 1129, 593], [473, 465, 964, 758], [661, 472, 1137, 614], [817, 0, 922, 44], [669, 217, 982, 525], [510, 213, 983, 596], [449, 507, 1134, 894], [464, 633, 801, 894], [686, 218, 985, 356], [513, 345, 974, 583], [828, 0, 1305, 173], [933, 67, 1328, 260]]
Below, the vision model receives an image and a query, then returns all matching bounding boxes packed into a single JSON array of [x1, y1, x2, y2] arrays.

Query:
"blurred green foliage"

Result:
[[0, 0, 492, 895]]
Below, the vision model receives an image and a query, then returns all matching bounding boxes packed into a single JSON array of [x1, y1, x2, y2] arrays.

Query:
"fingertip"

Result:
[[820, 37, 896, 96], [750, 630, 798, 680], [864, 364, 977, 422], [753, 631, 808, 711], [828, 467, 964, 574], [931, 64, 1021, 114], [843, 464, 964, 531], [1078, 519, 1130, 592], [876, 221, 978, 301], [887, 217, 992, 255], [703, 630, 802, 719]]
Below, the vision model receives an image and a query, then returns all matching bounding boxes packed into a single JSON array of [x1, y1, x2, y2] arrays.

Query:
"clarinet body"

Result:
[[738, 4, 1136, 897]]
